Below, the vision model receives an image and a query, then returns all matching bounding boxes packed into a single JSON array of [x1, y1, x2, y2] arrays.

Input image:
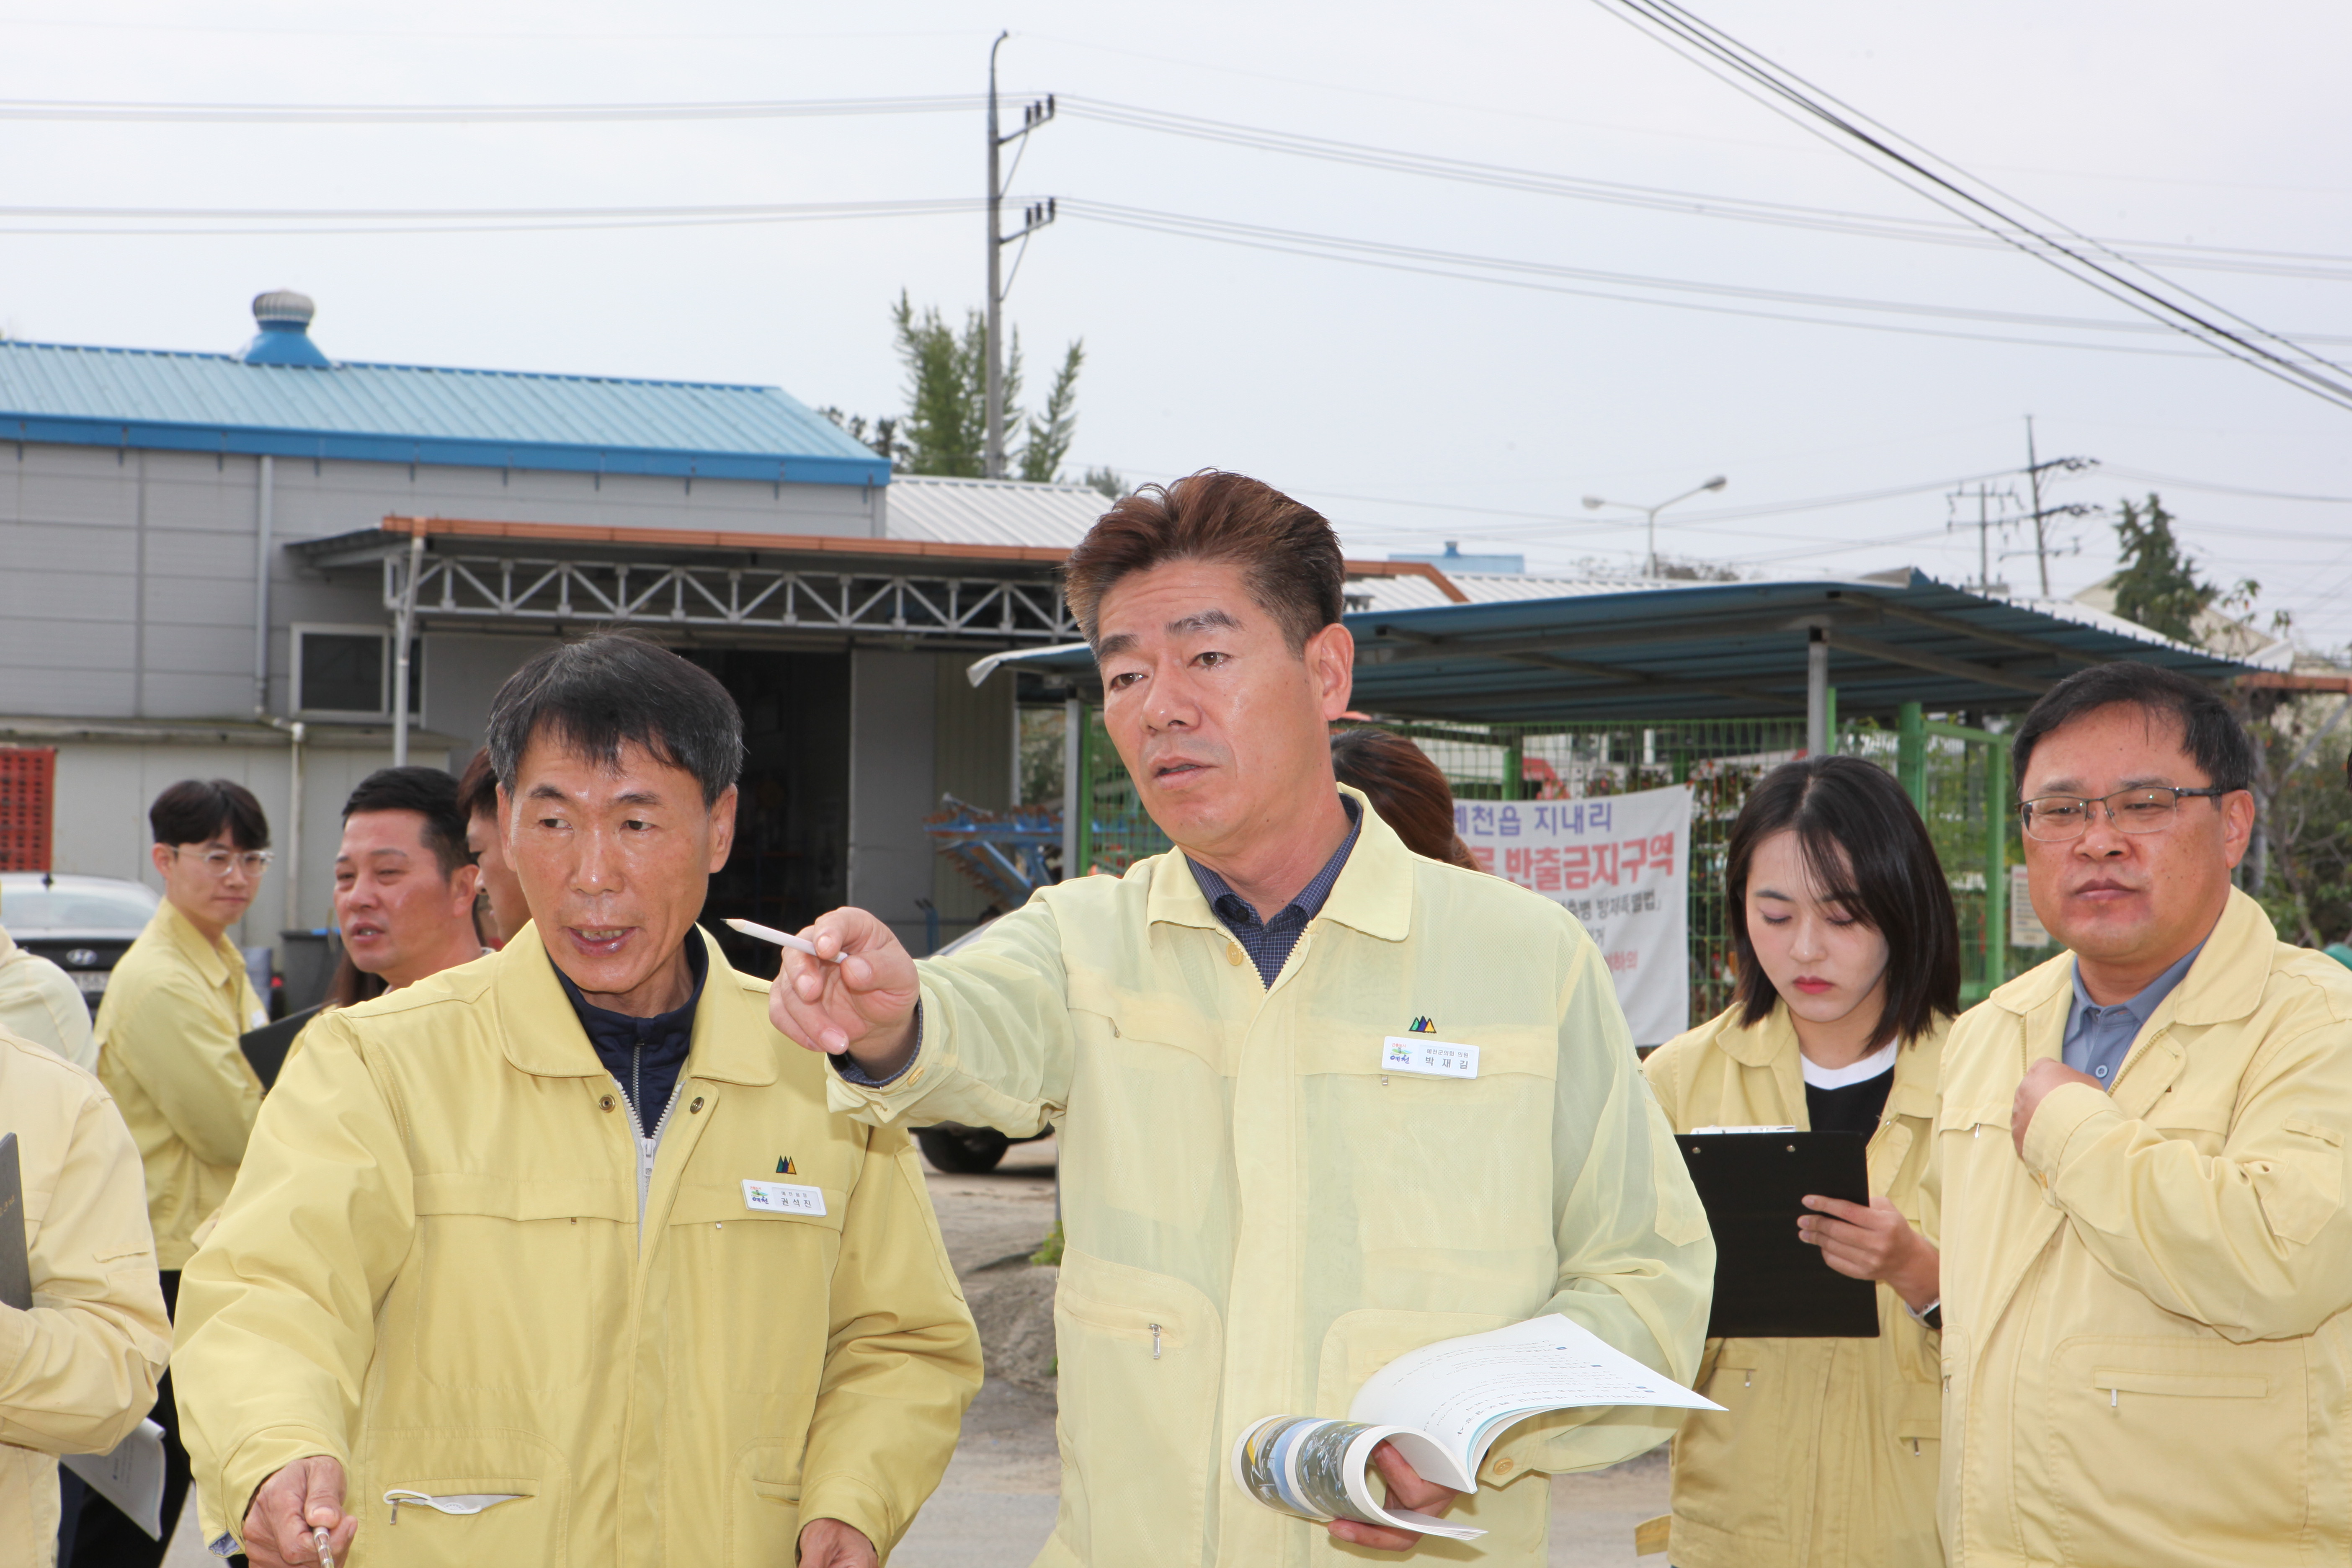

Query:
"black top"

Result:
[[1804, 1060, 1895, 1138], [551, 934, 709, 1135]]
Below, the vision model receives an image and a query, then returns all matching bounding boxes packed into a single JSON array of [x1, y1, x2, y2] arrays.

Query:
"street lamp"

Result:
[[1581, 475, 1728, 578]]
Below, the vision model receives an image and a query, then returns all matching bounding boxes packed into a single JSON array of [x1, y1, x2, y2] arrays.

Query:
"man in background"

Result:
[[1936, 663, 2352, 1566], [79, 780, 271, 1565], [458, 748, 529, 947], [1, 1024, 171, 1567], [0, 888, 96, 1070], [322, 767, 484, 1007]]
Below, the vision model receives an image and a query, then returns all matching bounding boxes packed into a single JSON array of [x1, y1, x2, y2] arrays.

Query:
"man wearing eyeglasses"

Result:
[[78, 778, 274, 1565], [1934, 662, 2352, 1568]]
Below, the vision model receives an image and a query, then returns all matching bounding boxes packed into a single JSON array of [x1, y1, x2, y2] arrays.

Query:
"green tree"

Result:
[[884, 292, 1086, 481], [1019, 340, 1083, 482], [1082, 466, 1128, 500], [2111, 493, 2220, 643]]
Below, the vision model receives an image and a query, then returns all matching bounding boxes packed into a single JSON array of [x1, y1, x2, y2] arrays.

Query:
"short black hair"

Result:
[[485, 634, 744, 806], [2012, 660, 2255, 796], [341, 766, 472, 879], [149, 778, 269, 850], [1726, 755, 1960, 1045]]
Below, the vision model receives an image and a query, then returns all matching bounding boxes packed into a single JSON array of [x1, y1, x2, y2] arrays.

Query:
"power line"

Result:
[[1055, 200, 2352, 356], [1595, 0, 2352, 413], [10, 90, 2349, 280], [0, 94, 981, 121]]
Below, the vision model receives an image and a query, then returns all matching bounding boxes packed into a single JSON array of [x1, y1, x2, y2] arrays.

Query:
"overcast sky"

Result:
[[8, 1, 2349, 650]]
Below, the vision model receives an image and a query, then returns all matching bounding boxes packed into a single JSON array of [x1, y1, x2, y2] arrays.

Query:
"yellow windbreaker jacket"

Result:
[[830, 789, 1715, 1568], [173, 923, 980, 1567], [1641, 1003, 1945, 1568], [1934, 889, 2352, 1567], [0, 925, 97, 1071], [0, 1028, 171, 1567], [94, 900, 266, 1269]]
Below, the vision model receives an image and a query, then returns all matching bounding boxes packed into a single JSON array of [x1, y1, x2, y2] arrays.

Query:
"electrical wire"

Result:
[[1055, 200, 2352, 358], [1594, 0, 2352, 412], [0, 95, 982, 122], [9, 90, 2348, 280]]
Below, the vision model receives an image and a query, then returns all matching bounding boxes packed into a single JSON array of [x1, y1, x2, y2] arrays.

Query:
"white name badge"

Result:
[[1381, 1036, 1480, 1079], [742, 1180, 827, 1217]]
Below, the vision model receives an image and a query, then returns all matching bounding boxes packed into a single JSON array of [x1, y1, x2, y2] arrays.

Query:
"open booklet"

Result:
[[1230, 1315, 1723, 1540]]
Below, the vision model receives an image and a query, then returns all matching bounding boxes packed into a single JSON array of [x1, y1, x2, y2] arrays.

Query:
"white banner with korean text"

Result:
[[1455, 786, 1692, 1047]]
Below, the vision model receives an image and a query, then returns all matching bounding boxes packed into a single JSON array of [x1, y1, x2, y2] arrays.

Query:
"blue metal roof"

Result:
[[975, 570, 2267, 721], [0, 337, 890, 487]]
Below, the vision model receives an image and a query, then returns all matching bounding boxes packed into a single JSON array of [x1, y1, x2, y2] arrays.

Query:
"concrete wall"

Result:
[[845, 649, 937, 953], [930, 657, 1014, 932], [46, 736, 449, 948]]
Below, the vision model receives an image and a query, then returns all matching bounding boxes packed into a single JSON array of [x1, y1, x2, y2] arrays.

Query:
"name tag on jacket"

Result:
[[1381, 1037, 1480, 1079], [742, 1180, 827, 1217]]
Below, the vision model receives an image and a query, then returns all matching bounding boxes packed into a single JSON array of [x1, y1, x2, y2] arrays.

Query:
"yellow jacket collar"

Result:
[[1987, 885, 2274, 1027], [1140, 784, 1413, 943], [155, 897, 232, 987], [494, 921, 776, 1085], [1707, 999, 1943, 1118]]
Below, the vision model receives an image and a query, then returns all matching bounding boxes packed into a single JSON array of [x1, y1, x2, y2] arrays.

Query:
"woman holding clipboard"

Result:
[[1638, 755, 1959, 1568]]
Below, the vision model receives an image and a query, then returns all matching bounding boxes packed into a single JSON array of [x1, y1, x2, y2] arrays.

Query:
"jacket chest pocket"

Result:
[[406, 1175, 628, 1394], [2046, 1336, 2308, 1562], [1302, 1027, 1559, 1258], [1066, 1006, 1230, 1230], [663, 1182, 845, 1385]]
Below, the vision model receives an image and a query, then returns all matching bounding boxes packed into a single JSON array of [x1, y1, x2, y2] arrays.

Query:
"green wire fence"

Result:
[[1066, 700, 2052, 1027]]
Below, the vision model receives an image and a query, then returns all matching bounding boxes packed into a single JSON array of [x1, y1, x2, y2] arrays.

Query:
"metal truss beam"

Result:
[[382, 549, 1078, 643]]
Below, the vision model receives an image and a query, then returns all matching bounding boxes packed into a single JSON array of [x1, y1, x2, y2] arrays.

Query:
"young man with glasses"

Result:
[[1933, 663, 2352, 1567], [78, 778, 273, 1565]]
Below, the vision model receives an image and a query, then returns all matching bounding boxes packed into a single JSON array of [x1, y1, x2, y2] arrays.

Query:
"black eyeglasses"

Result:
[[2018, 786, 2230, 843]]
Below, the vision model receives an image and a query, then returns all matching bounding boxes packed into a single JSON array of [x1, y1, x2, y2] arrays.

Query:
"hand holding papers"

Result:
[[1233, 1315, 1723, 1539]]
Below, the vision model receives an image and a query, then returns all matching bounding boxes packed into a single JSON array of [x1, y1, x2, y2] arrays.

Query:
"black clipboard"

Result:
[[0, 1132, 30, 1312], [1678, 1131, 1879, 1339], [240, 1004, 325, 1092]]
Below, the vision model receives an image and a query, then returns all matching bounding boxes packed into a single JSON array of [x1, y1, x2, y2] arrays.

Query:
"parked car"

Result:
[[0, 872, 161, 1014]]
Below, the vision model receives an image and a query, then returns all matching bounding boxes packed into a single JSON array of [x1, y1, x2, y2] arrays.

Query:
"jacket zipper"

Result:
[[611, 1069, 685, 1240]]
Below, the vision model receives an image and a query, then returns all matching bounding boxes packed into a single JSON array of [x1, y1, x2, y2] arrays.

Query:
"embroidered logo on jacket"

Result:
[[775, 1156, 797, 1175], [1406, 1016, 1438, 1034]]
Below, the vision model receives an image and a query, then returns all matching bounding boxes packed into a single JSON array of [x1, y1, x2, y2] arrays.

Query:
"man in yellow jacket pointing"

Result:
[[772, 472, 1715, 1566], [173, 636, 980, 1568], [1935, 661, 2352, 1567]]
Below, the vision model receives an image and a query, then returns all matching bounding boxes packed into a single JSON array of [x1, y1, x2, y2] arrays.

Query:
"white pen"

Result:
[[724, 917, 850, 965], [313, 1526, 334, 1568]]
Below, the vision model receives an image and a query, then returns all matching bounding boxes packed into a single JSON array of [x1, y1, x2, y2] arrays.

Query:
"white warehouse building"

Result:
[[0, 289, 1119, 980]]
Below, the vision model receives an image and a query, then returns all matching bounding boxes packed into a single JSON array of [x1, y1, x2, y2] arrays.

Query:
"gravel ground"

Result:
[[163, 1133, 1669, 1566]]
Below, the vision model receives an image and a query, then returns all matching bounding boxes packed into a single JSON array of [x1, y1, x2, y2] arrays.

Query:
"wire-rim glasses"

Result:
[[171, 846, 275, 877], [2018, 786, 2229, 843]]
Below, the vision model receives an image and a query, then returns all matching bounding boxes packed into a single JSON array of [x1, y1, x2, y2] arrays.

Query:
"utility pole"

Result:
[[2017, 415, 2101, 598], [1946, 480, 2019, 595], [984, 34, 1056, 479]]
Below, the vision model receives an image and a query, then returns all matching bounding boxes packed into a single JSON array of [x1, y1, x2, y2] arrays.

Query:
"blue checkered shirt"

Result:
[[1186, 798, 1362, 988]]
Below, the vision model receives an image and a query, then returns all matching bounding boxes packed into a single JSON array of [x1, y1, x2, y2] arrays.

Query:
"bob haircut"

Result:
[[1061, 470, 1344, 653], [1725, 755, 1960, 1044], [1329, 727, 1477, 869]]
